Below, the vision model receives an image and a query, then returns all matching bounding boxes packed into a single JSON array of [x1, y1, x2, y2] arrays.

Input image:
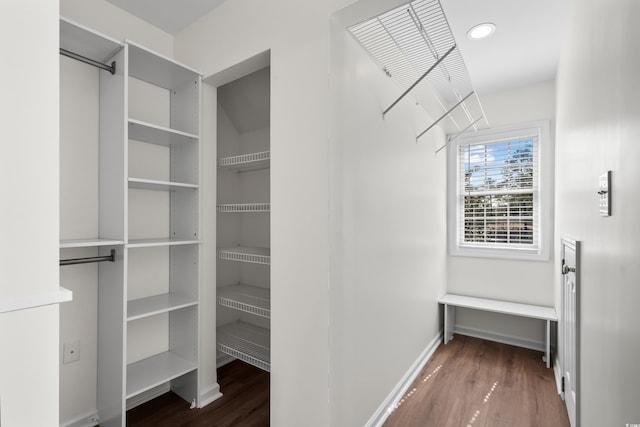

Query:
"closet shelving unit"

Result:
[[60, 17, 202, 426], [216, 241, 271, 371], [216, 68, 271, 373], [124, 39, 201, 410]]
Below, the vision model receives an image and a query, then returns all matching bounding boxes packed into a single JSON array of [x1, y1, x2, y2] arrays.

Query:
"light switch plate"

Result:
[[599, 171, 611, 216]]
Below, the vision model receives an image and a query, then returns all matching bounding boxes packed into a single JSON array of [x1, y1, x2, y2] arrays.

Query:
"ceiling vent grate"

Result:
[[349, 0, 489, 144]]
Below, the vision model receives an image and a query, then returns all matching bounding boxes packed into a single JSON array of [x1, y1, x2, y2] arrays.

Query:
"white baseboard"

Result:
[[61, 383, 224, 427], [216, 353, 235, 368], [454, 326, 545, 352], [364, 331, 443, 427], [59, 411, 99, 427], [199, 383, 223, 408], [554, 353, 564, 397]]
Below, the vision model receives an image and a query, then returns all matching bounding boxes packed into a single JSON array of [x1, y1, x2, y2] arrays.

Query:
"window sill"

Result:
[[450, 245, 549, 261]]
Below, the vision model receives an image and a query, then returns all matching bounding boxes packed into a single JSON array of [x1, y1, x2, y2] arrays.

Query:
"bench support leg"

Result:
[[443, 304, 455, 344], [543, 319, 551, 368]]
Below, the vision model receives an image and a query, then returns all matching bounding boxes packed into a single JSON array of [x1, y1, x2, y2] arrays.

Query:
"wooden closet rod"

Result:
[[60, 48, 116, 75], [60, 249, 116, 266]]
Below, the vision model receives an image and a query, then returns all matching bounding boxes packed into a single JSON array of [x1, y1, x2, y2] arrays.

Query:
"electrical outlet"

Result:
[[63, 341, 80, 364]]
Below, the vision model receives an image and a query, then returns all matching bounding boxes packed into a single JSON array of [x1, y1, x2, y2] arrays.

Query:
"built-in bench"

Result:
[[438, 293, 558, 368]]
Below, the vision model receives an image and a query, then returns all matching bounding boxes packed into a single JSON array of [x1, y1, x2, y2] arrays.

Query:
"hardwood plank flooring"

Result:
[[383, 335, 570, 427], [127, 336, 568, 427], [127, 360, 269, 427]]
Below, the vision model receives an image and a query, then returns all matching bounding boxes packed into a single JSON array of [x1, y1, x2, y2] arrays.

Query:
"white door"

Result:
[[561, 237, 580, 427]]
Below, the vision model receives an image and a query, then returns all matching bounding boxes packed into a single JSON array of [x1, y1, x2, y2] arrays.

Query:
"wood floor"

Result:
[[127, 336, 568, 427], [127, 360, 269, 427], [384, 335, 570, 427]]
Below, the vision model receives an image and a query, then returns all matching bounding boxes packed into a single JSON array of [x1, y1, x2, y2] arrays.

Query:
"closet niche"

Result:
[[216, 66, 271, 373]]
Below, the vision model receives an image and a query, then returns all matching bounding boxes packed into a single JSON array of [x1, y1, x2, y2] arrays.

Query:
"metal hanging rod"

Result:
[[60, 48, 116, 75], [435, 115, 484, 154], [60, 249, 116, 266], [383, 44, 456, 117], [416, 90, 474, 141]]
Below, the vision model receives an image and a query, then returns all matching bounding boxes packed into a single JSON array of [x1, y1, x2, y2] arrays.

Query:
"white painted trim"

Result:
[[554, 353, 564, 397], [364, 331, 443, 427], [126, 383, 170, 410], [199, 383, 223, 408], [216, 353, 235, 368], [59, 411, 99, 427], [0, 287, 72, 314], [454, 326, 545, 352], [447, 120, 552, 261]]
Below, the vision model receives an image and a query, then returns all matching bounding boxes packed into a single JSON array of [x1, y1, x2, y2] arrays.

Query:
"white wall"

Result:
[[175, 1, 349, 424], [447, 80, 556, 348], [0, 1, 60, 426], [555, 0, 640, 424], [328, 11, 447, 426]]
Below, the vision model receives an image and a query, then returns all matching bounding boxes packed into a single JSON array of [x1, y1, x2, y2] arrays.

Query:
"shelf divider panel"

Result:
[[127, 294, 198, 321], [127, 239, 200, 248], [128, 177, 198, 191]]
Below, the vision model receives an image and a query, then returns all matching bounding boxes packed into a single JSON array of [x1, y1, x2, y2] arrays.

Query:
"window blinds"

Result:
[[457, 134, 539, 250]]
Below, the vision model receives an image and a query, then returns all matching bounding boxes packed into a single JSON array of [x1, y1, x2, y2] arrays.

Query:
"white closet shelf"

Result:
[[217, 321, 270, 372], [126, 351, 197, 399], [128, 118, 198, 147], [127, 294, 197, 321], [217, 247, 270, 265], [0, 287, 73, 315], [218, 151, 270, 172], [217, 284, 270, 318], [60, 238, 124, 249], [217, 203, 270, 213], [127, 41, 201, 90], [60, 17, 122, 64], [128, 177, 199, 191], [127, 238, 200, 248]]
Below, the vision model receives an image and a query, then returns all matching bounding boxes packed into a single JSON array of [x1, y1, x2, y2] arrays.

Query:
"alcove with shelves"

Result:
[[215, 65, 271, 374], [59, 17, 202, 426]]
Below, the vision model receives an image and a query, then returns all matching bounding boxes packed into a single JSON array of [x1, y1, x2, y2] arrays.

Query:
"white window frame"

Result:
[[447, 120, 551, 261]]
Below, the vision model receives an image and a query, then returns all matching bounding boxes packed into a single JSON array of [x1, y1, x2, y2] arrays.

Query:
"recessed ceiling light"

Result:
[[467, 23, 496, 40]]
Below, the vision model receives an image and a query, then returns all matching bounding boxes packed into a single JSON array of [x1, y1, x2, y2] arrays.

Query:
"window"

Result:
[[448, 121, 551, 260]]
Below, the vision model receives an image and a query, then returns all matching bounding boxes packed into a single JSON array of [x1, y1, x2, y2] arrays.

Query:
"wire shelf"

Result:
[[349, 0, 488, 135], [218, 151, 270, 172], [218, 284, 270, 318], [217, 246, 270, 265], [217, 321, 270, 372], [217, 203, 270, 213]]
